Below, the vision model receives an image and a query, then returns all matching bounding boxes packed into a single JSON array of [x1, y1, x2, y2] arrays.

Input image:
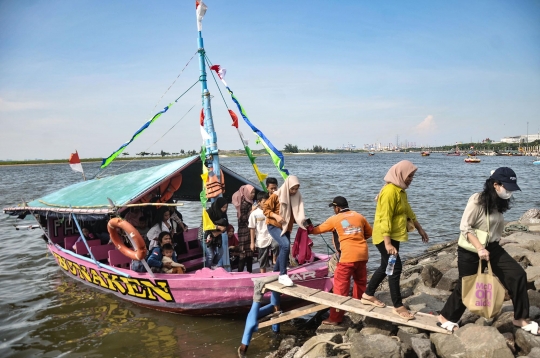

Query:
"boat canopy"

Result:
[[3, 155, 262, 219]]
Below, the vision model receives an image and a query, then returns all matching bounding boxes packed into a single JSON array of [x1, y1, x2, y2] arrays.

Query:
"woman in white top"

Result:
[[438, 167, 538, 335], [147, 208, 177, 251]]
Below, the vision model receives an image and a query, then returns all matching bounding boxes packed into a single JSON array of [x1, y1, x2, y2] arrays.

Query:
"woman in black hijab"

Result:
[[204, 197, 229, 268]]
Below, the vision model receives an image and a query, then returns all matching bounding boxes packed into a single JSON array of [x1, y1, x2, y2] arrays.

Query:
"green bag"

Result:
[[458, 210, 490, 253]]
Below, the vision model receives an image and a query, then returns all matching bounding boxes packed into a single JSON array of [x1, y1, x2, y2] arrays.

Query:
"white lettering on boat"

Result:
[[52, 252, 175, 302], [289, 271, 316, 281]]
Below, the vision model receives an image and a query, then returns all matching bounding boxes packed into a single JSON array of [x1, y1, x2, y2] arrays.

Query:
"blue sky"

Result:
[[1, 0, 539, 160]]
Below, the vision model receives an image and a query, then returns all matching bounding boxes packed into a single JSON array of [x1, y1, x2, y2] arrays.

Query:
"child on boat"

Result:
[[248, 192, 273, 273], [146, 232, 178, 273], [161, 243, 185, 274], [72, 226, 97, 250]]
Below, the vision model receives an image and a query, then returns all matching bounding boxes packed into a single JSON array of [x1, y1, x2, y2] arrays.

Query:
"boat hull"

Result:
[[48, 243, 333, 315]]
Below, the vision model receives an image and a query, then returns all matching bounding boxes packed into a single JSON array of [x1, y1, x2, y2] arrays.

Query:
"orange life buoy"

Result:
[[206, 169, 225, 199], [107, 218, 147, 261], [160, 174, 183, 203]]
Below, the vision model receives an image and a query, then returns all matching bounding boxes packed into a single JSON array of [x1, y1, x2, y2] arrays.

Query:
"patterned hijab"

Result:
[[232, 184, 255, 218]]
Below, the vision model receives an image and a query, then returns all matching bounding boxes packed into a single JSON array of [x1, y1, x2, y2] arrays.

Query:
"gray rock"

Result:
[[413, 281, 452, 300], [420, 265, 443, 288], [459, 309, 480, 325], [293, 333, 342, 358], [403, 292, 446, 314], [430, 254, 456, 275], [349, 333, 404, 358], [400, 273, 420, 291], [315, 322, 349, 335], [410, 336, 436, 358], [504, 244, 532, 265], [515, 327, 540, 355], [454, 324, 514, 358], [502, 332, 516, 354], [278, 335, 297, 351], [281, 347, 300, 358], [501, 232, 540, 252], [531, 306, 540, 320], [430, 332, 466, 358], [527, 252, 540, 266], [375, 291, 393, 307], [492, 311, 515, 334], [344, 327, 361, 342], [529, 290, 540, 307], [344, 312, 364, 326], [475, 317, 492, 326], [362, 316, 396, 336], [526, 266, 540, 283], [451, 257, 458, 268], [396, 326, 421, 335], [435, 268, 459, 291], [527, 347, 540, 358]]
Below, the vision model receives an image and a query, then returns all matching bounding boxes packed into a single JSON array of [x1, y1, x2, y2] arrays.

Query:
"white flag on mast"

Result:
[[196, 1, 208, 31]]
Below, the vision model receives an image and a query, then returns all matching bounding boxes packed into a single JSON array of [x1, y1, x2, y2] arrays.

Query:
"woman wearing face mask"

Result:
[[361, 160, 429, 320], [437, 167, 537, 335]]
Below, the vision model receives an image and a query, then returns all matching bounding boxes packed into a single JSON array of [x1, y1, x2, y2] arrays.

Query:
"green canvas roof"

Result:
[[4, 155, 262, 218]]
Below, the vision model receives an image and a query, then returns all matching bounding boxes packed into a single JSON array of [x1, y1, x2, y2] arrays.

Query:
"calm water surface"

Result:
[[1, 153, 539, 357]]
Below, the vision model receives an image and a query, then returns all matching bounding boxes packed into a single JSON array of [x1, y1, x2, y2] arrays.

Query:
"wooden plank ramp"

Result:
[[263, 281, 450, 334]]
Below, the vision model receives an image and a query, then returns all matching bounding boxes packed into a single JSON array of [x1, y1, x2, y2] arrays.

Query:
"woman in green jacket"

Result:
[[361, 160, 429, 320]]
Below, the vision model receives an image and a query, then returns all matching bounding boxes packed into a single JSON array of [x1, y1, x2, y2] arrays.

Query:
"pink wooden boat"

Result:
[[3, 2, 335, 315]]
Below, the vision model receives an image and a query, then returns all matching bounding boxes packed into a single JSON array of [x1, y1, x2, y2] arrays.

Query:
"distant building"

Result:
[[501, 134, 540, 143]]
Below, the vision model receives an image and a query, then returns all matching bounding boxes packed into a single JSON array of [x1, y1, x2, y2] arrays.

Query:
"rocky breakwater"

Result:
[[262, 212, 540, 358]]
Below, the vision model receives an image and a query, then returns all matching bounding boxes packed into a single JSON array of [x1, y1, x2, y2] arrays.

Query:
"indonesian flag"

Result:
[[69, 151, 84, 174], [196, 0, 208, 31], [199, 109, 210, 140], [210, 65, 227, 86]]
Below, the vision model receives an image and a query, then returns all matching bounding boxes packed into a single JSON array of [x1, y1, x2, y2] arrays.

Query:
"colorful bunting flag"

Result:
[[209, 65, 289, 180], [100, 103, 173, 169]]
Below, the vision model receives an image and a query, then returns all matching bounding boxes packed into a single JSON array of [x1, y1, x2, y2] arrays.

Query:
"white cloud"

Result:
[[415, 115, 436, 133]]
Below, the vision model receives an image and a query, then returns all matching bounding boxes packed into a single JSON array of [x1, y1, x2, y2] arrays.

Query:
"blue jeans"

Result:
[[204, 243, 223, 268], [267, 225, 290, 275]]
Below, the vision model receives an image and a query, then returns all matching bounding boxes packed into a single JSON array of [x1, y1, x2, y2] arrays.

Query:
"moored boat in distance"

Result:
[[464, 155, 481, 163], [368, 151, 375, 156], [421, 151, 430, 156]]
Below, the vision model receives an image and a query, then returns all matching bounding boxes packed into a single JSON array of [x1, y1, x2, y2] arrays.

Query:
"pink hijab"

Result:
[[375, 160, 418, 201], [276, 175, 306, 235], [232, 184, 255, 218], [384, 160, 418, 189]]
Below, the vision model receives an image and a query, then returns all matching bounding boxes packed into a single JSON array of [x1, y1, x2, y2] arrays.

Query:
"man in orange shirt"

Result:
[[309, 196, 372, 325]]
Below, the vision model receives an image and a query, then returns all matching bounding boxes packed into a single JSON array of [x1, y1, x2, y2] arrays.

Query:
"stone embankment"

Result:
[[263, 210, 540, 358]]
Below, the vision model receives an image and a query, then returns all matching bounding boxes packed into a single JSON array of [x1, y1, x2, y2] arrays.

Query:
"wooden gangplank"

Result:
[[263, 281, 450, 334]]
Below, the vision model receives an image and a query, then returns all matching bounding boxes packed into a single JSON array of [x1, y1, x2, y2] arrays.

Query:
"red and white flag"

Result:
[[69, 151, 84, 173], [196, 0, 208, 31], [210, 65, 227, 86]]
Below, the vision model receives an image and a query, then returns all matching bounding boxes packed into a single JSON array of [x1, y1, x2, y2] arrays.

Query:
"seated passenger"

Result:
[[161, 243, 186, 274], [204, 197, 229, 268], [72, 226, 97, 250], [147, 232, 177, 273]]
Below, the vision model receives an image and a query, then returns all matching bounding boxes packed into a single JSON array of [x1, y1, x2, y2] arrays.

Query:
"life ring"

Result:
[[107, 218, 147, 260]]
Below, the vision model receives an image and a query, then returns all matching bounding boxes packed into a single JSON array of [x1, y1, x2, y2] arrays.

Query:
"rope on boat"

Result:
[[149, 50, 198, 115]]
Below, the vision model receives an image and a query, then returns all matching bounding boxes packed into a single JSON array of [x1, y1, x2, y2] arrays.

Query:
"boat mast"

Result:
[[197, 21, 221, 183]]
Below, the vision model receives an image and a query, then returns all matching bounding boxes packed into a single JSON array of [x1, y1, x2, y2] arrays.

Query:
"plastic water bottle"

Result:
[[386, 255, 397, 275]]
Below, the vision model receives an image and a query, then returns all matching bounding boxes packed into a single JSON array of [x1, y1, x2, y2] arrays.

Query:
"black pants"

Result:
[[238, 256, 253, 273], [440, 241, 529, 322], [365, 240, 404, 308]]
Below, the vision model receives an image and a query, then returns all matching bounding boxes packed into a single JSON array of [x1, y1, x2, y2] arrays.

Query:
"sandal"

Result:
[[322, 319, 340, 326], [437, 320, 459, 332], [360, 295, 386, 308], [392, 307, 415, 320], [516, 321, 539, 336]]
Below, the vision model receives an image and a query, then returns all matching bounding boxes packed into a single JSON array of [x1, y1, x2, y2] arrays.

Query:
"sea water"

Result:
[[1, 153, 539, 357]]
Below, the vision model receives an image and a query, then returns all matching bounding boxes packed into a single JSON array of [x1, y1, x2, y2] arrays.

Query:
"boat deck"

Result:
[[259, 281, 450, 334]]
